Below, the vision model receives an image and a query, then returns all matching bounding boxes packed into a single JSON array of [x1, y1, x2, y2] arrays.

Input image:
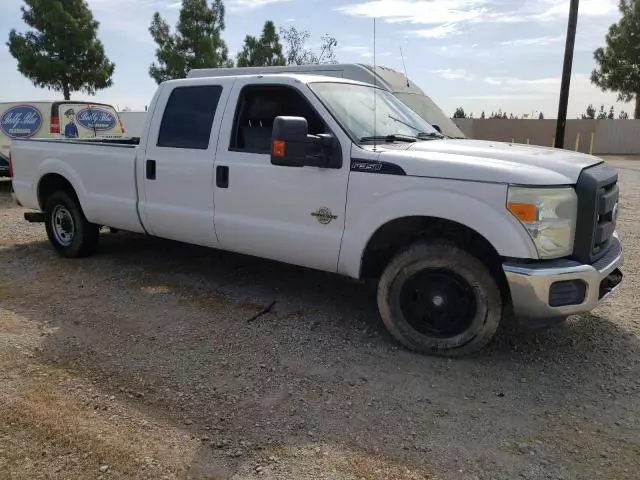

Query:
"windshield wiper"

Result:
[[387, 115, 445, 140], [360, 134, 418, 143], [417, 131, 445, 140], [387, 114, 423, 132]]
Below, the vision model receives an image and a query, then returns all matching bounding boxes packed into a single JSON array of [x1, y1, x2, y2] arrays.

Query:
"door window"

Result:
[[229, 85, 328, 154], [157, 85, 223, 150]]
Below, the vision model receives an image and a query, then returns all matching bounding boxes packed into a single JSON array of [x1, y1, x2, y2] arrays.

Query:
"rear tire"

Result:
[[377, 240, 502, 357], [44, 191, 99, 258]]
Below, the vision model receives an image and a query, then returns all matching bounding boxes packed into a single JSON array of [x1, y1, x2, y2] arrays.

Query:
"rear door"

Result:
[[0, 102, 48, 175], [137, 79, 234, 247]]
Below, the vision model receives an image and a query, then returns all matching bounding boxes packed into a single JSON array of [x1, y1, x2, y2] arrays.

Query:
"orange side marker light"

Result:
[[273, 140, 286, 157]]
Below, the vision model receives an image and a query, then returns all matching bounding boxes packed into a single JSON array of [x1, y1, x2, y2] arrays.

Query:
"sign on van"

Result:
[[76, 107, 117, 131], [0, 105, 43, 139]]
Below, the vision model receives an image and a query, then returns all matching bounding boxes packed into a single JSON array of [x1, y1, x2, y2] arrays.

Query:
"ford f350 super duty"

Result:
[[9, 73, 624, 357]]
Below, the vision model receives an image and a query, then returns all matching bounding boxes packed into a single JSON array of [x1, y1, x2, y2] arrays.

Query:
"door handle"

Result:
[[146, 159, 156, 180], [216, 165, 229, 188]]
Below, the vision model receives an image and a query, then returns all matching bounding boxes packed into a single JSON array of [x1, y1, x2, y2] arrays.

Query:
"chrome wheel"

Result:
[[52, 205, 75, 247]]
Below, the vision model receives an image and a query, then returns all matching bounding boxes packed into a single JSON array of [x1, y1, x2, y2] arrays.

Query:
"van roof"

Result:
[[186, 63, 422, 93], [0, 100, 117, 107]]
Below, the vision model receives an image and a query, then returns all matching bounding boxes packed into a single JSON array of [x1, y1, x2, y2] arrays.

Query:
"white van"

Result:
[[187, 63, 465, 140], [0, 101, 125, 177]]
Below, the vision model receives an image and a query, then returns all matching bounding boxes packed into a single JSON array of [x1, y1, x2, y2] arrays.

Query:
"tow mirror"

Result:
[[270, 116, 338, 168], [433, 124, 442, 133]]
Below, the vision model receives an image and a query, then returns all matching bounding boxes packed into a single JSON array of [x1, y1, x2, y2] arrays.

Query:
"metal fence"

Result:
[[454, 119, 640, 155]]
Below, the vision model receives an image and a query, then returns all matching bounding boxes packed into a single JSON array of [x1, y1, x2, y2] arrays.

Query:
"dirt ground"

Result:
[[0, 159, 639, 480]]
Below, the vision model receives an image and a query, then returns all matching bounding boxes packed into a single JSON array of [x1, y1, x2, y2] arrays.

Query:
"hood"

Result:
[[378, 139, 603, 185]]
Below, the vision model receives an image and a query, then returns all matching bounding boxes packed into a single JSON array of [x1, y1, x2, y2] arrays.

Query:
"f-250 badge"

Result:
[[311, 207, 338, 224]]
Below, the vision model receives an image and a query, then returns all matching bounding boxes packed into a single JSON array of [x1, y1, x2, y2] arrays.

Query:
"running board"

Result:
[[24, 212, 45, 223]]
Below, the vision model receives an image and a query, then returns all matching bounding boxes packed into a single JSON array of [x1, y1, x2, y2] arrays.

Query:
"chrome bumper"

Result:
[[503, 234, 623, 320]]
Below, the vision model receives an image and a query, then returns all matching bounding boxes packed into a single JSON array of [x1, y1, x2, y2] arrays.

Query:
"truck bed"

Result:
[[21, 136, 141, 147], [11, 137, 145, 234]]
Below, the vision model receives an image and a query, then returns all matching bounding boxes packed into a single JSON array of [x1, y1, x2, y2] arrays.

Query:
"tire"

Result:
[[44, 191, 99, 258], [377, 240, 502, 357]]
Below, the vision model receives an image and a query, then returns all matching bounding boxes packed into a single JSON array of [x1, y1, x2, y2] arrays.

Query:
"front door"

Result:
[[139, 80, 232, 247], [212, 80, 351, 272]]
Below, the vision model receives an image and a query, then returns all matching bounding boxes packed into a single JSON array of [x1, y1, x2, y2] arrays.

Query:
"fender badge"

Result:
[[311, 207, 338, 224]]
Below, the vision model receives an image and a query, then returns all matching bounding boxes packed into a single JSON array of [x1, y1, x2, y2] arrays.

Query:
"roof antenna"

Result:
[[373, 17, 377, 152], [400, 46, 410, 87]]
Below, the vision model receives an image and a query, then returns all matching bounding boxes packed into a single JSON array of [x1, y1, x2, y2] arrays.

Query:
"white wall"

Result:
[[118, 111, 147, 137]]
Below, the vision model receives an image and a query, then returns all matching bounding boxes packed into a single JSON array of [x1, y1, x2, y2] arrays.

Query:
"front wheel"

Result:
[[377, 241, 502, 357], [44, 191, 99, 258]]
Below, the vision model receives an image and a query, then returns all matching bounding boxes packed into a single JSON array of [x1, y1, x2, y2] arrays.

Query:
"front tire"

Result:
[[44, 191, 99, 258], [377, 241, 502, 357]]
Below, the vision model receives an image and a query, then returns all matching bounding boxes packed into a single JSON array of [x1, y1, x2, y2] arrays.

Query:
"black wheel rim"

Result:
[[399, 268, 477, 338]]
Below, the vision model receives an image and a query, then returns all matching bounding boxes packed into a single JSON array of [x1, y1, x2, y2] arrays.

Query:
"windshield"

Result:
[[309, 82, 443, 142], [393, 92, 466, 139]]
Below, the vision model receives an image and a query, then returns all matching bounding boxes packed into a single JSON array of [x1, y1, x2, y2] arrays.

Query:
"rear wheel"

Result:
[[44, 191, 99, 258], [377, 240, 502, 357]]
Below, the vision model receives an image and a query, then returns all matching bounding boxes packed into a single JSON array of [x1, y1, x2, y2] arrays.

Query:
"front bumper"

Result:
[[503, 233, 623, 321]]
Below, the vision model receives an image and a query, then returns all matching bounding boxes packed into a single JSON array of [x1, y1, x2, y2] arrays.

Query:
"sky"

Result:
[[0, 0, 630, 119]]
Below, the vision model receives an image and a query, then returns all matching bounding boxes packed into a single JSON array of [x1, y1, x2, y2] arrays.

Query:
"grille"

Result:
[[573, 162, 619, 264]]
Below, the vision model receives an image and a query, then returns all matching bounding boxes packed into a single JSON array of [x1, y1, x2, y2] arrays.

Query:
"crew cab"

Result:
[[9, 74, 624, 357]]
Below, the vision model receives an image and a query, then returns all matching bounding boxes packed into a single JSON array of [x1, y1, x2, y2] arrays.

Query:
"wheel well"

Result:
[[360, 216, 510, 299], [38, 174, 77, 210]]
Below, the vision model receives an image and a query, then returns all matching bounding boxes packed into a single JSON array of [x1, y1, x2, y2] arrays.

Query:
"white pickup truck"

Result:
[[10, 73, 623, 357]]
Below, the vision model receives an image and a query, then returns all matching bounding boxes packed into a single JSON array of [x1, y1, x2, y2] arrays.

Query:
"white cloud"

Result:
[[409, 23, 459, 39], [534, 0, 618, 21], [336, 0, 488, 25], [227, 0, 292, 11], [339, 45, 373, 57], [339, 45, 393, 59], [499, 36, 564, 47], [482, 76, 561, 90], [434, 68, 475, 81], [337, 0, 620, 32]]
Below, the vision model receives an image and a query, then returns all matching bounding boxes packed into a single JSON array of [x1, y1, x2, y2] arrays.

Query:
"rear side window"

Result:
[[157, 85, 222, 149]]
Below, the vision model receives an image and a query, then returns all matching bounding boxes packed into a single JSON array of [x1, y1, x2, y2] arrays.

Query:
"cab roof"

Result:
[[166, 73, 379, 89]]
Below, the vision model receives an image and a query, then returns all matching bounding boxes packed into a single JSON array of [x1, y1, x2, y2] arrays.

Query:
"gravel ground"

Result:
[[0, 160, 639, 480]]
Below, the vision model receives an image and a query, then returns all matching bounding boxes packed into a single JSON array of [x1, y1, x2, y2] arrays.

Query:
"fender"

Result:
[[36, 158, 88, 210], [338, 178, 538, 279]]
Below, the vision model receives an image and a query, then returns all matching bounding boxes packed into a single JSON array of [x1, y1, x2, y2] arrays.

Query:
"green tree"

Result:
[[619, 110, 630, 119], [582, 104, 596, 119], [453, 107, 466, 118], [538, 112, 545, 119], [480, 110, 486, 119], [597, 104, 607, 119], [279, 26, 338, 65], [608, 105, 616, 119], [149, 0, 232, 84], [7, 0, 114, 100], [591, 0, 640, 118], [237, 21, 286, 67]]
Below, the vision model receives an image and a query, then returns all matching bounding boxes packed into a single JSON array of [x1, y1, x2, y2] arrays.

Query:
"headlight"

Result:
[[507, 186, 577, 259]]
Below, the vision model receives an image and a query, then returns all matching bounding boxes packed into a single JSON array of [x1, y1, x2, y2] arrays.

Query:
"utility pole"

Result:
[[555, 0, 580, 149]]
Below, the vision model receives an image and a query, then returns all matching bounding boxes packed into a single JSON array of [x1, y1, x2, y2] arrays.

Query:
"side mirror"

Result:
[[432, 124, 442, 133], [270, 116, 339, 168]]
